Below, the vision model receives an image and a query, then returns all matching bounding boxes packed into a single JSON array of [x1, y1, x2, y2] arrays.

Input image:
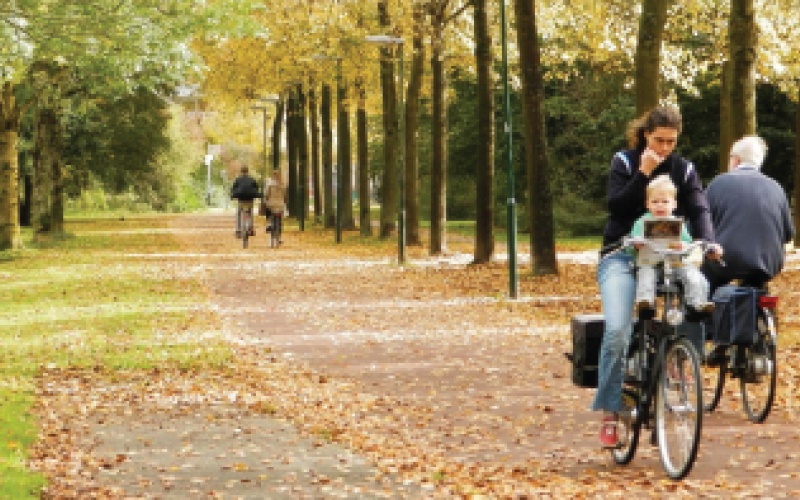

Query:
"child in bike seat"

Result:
[[630, 174, 714, 315]]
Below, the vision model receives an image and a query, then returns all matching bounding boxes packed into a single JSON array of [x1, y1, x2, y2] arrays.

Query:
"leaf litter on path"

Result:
[[30, 213, 800, 498]]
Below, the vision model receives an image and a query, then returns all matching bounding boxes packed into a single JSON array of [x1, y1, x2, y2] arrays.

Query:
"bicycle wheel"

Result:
[[270, 215, 279, 248], [242, 213, 251, 249], [611, 389, 641, 465], [740, 309, 777, 423], [701, 339, 726, 413], [656, 337, 702, 480]]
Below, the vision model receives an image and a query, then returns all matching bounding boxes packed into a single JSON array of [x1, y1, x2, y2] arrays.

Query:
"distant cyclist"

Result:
[[230, 165, 261, 237], [263, 169, 287, 244]]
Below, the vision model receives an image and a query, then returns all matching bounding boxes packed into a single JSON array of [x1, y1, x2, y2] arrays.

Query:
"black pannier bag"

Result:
[[712, 285, 763, 345], [569, 314, 604, 388]]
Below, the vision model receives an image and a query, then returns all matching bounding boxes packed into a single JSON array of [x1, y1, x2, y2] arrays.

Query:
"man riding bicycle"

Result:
[[230, 165, 261, 237]]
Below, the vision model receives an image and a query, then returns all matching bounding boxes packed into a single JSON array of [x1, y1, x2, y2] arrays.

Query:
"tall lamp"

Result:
[[365, 35, 406, 264]]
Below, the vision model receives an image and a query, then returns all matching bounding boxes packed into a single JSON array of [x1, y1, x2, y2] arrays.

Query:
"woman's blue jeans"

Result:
[[591, 252, 636, 412]]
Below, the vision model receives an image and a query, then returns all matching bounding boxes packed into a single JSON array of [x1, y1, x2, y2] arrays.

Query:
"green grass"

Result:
[[0, 214, 231, 497]]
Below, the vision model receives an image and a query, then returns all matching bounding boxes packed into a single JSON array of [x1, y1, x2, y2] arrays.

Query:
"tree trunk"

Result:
[[729, 0, 757, 139], [322, 84, 335, 228], [340, 80, 355, 230], [33, 108, 56, 236], [297, 83, 308, 230], [430, 17, 447, 255], [309, 85, 322, 221], [286, 92, 298, 217], [719, 60, 734, 173], [0, 81, 21, 250], [635, 0, 669, 115], [378, 0, 398, 239], [515, 0, 557, 275], [472, 0, 495, 264], [356, 79, 371, 236], [793, 86, 800, 240], [272, 99, 284, 174], [405, 4, 425, 247]]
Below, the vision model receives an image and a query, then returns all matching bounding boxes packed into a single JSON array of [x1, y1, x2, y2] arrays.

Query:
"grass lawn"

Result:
[[0, 215, 230, 498]]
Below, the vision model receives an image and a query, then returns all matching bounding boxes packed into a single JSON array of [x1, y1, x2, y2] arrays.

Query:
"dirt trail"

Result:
[[34, 213, 800, 498]]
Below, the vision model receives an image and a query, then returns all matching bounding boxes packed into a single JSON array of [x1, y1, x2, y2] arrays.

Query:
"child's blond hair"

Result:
[[646, 174, 677, 201]]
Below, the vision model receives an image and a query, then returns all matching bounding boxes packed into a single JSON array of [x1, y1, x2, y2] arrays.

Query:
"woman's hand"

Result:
[[705, 243, 724, 260], [639, 148, 664, 177]]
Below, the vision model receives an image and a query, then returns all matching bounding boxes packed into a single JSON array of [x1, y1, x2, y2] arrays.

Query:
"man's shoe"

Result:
[[599, 414, 620, 448], [235, 230, 242, 238], [705, 344, 729, 367]]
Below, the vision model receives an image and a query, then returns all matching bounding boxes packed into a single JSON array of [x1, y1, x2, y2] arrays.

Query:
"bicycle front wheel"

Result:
[[740, 309, 777, 423], [656, 337, 702, 480]]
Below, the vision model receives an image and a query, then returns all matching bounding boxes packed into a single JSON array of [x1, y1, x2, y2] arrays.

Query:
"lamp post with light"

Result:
[[365, 34, 405, 264]]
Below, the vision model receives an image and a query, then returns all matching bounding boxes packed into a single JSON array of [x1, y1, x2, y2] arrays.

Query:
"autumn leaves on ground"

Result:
[[4, 213, 800, 498]]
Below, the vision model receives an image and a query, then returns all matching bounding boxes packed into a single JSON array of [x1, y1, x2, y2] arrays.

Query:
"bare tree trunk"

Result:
[[429, 16, 447, 255], [321, 84, 334, 228], [729, 0, 757, 139], [635, 0, 669, 115], [356, 79, 371, 236], [472, 0, 495, 264], [515, 0, 557, 275], [33, 108, 56, 236], [272, 100, 284, 174], [0, 81, 21, 250], [378, 0, 398, 239], [309, 85, 322, 221], [719, 60, 734, 173], [340, 80, 355, 230], [793, 86, 800, 240], [297, 83, 309, 230], [405, 4, 425, 247], [286, 91, 298, 217]]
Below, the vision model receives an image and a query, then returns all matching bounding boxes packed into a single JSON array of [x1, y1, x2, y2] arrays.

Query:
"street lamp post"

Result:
[[312, 54, 344, 244], [500, 1, 519, 298], [366, 35, 406, 264]]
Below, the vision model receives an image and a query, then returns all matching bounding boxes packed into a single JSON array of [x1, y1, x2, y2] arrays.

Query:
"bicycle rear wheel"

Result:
[[242, 213, 251, 249], [740, 309, 777, 423], [656, 337, 702, 480], [701, 340, 726, 413], [611, 389, 641, 465]]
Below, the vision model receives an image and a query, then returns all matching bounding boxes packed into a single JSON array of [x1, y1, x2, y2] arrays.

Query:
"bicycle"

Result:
[[268, 210, 282, 248], [700, 286, 778, 423], [237, 204, 255, 249], [605, 236, 709, 480]]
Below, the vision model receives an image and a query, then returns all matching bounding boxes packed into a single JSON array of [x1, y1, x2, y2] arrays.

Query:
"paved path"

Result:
[[36, 213, 800, 498]]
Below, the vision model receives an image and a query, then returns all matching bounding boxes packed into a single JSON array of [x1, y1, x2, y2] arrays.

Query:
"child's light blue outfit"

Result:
[[630, 213, 710, 308]]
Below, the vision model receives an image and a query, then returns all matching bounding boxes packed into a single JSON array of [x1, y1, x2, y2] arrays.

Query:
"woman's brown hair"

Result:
[[625, 106, 683, 150]]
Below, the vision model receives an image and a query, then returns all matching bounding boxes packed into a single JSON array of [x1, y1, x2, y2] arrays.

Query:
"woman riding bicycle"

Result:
[[263, 169, 287, 245], [594, 106, 722, 448]]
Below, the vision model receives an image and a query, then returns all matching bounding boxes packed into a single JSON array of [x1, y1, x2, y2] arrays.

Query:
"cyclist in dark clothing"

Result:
[[701, 135, 794, 294], [230, 166, 261, 237]]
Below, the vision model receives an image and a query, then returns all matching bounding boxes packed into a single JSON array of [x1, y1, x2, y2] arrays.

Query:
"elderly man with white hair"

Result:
[[701, 135, 794, 294]]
